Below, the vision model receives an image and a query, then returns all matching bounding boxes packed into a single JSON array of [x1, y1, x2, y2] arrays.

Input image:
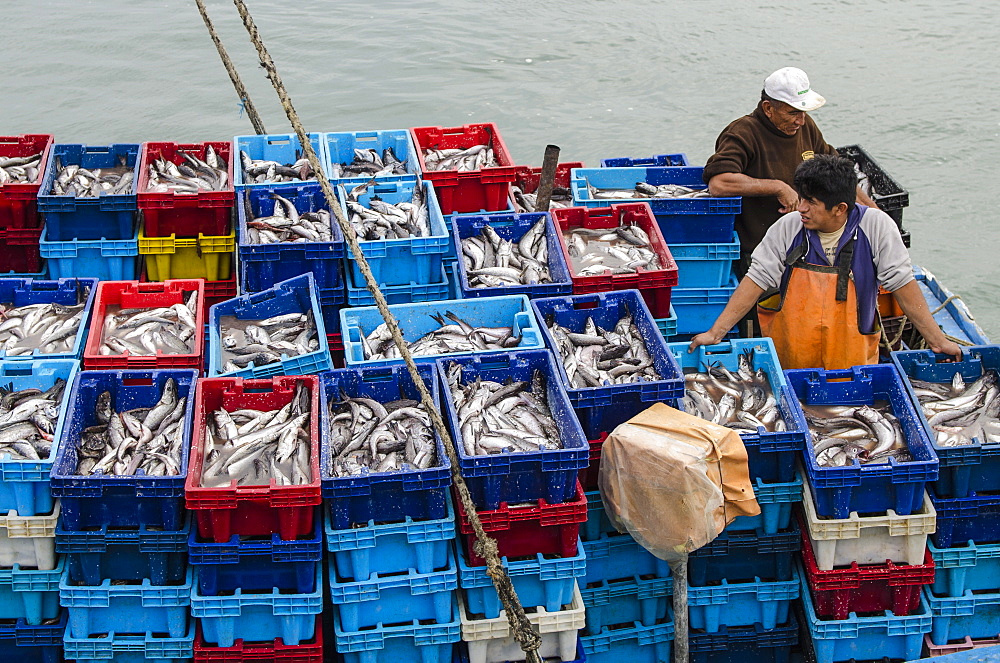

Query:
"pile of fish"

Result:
[[145, 146, 228, 193], [422, 145, 498, 172], [74, 378, 186, 476], [328, 148, 408, 179], [910, 370, 1000, 447], [1, 298, 89, 356], [246, 192, 335, 245], [219, 311, 319, 373], [563, 222, 662, 277], [327, 390, 437, 476], [98, 292, 198, 357], [804, 401, 910, 467], [345, 179, 430, 240], [0, 153, 42, 184], [853, 162, 877, 197], [681, 350, 787, 433], [360, 312, 520, 361], [0, 379, 66, 462], [443, 361, 562, 456], [461, 217, 552, 288], [240, 150, 316, 185], [510, 186, 573, 213], [547, 310, 660, 388], [585, 180, 710, 200], [50, 157, 133, 197], [201, 381, 312, 487]]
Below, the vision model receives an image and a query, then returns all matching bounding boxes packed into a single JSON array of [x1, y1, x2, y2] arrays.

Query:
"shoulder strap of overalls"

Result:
[[835, 231, 857, 302]]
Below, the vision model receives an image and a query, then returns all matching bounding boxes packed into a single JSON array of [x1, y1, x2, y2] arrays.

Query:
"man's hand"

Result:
[[929, 338, 964, 362], [777, 182, 799, 213], [688, 329, 726, 353]]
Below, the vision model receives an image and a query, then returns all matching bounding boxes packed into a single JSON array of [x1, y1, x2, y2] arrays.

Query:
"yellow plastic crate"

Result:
[[138, 224, 235, 281]]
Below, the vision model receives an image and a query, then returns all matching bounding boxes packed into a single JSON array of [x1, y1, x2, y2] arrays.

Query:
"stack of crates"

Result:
[[0, 134, 54, 278], [37, 143, 141, 281], [893, 346, 1000, 657], [785, 363, 939, 663], [837, 144, 911, 247], [137, 141, 237, 317], [186, 374, 325, 661], [52, 369, 198, 663], [570, 160, 740, 341], [321, 363, 459, 663]]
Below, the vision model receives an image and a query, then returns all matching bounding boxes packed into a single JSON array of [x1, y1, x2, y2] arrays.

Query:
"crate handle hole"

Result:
[[266, 139, 291, 147], [122, 378, 153, 386], [573, 301, 598, 310]]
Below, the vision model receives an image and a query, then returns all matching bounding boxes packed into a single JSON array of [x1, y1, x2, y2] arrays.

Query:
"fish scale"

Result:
[[0, 297, 89, 356], [802, 400, 910, 467], [344, 178, 430, 241], [98, 290, 198, 357], [145, 145, 227, 194], [422, 144, 497, 172], [563, 222, 661, 277], [246, 191, 335, 245], [50, 157, 133, 197]]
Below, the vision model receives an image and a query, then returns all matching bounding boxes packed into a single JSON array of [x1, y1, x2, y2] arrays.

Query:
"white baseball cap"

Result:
[[764, 67, 826, 111]]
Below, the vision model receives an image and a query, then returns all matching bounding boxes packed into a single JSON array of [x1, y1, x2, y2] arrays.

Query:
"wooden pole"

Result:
[[534, 144, 561, 212]]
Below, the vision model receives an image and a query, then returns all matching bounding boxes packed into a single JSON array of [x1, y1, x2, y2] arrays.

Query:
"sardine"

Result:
[[422, 145, 497, 172], [219, 311, 319, 373], [240, 149, 316, 185], [327, 147, 408, 180], [0, 291, 90, 356], [681, 349, 787, 433]]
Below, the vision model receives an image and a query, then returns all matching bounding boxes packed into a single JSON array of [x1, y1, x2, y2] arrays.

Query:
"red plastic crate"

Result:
[[82, 279, 206, 370], [923, 633, 1000, 657], [326, 333, 344, 368], [0, 134, 53, 229], [137, 141, 234, 238], [514, 162, 585, 193], [194, 617, 323, 662], [141, 263, 236, 320], [578, 433, 609, 491], [801, 517, 935, 620], [0, 226, 43, 273], [410, 123, 522, 214], [551, 202, 678, 318], [186, 375, 322, 542], [456, 480, 587, 566]]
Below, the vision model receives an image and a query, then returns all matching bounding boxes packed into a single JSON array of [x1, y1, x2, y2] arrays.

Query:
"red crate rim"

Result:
[[0, 134, 54, 194], [193, 616, 323, 657], [455, 481, 587, 533], [137, 140, 235, 203], [410, 123, 518, 176]]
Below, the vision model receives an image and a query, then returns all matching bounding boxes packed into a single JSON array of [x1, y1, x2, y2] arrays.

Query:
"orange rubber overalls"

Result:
[[756, 233, 880, 371]]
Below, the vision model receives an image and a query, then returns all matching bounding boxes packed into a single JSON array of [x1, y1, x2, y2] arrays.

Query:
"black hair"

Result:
[[760, 89, 775, 103], [793, 155, 856, 211]]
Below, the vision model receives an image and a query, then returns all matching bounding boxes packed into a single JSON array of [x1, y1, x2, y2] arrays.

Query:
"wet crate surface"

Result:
[[924, 586, 1000, 647], [582, 532, 671, 585], [931, 490, 1000, 548], [689, 616, 799, 663], [333, 601, 461, 663], [0, 227, 43, 274], [600, 153, 689, 167], [671, 276, 739, 335], [688, 570, 800, 632], [0, 506, 59, 571], [725, 474, 803, 533], [50, 368, 197, 530], [0, 611, 65, 663], [689, 527, 800, 585], [139, 224, 234, 282], [668, 231, 739, 288], [930, 539, 1000, 597]]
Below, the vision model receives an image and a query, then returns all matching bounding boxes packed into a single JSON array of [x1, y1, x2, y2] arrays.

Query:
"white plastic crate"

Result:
[[459, 582, 585, 663], [0, 502, 58, 570], [802, 478, 934, 570]]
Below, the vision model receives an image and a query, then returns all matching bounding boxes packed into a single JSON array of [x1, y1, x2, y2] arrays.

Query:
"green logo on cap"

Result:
[[798, 88, 810, 95]]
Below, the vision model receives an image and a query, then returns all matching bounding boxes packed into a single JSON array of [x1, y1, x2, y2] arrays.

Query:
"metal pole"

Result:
[[670, 557, 688, 663]]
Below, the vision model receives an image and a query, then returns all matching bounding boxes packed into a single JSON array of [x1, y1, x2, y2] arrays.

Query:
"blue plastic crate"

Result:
[[669, 337, 806, 484], [444, 260, 461, 300], [655, 307, 678, 340], [337, 178, 452, 287], [785, 364, 939, 519], [39, 225, 138, 281], [346, 261, 452, 306], [320, 363, 451, 527], [62, 621, 194, 662], [929, 539, 1000, 597], [189, 513, 323, 567], [582, 490, 617, 542], [457, 538, 586, 620], [342, 294, 544, 367], [320, 295, 346, 336], [191, 561, 322, 648], [689, 616, 799, 663], [689, 571, 800, 631], [0, 611, 65, 663], [333, 602, 460, 663], [926, 586, 1000, 644], [726, 473, 803, 533], [321, 129, 422, 181], [233, 132, 325, 191], [570, 166, 740, 244], [0, 558, 62, 625], [801, 567, 931, 663], [0, 264, 48, 280], [328, 551, 456, 632], [573, 394, 668, 440], [208, 272, 332, 378], [892, 345, 1000, 498], [237, 182, 347, 292], [60, 563, 190, 638], [0, 359, 79, 516], [671, 275, 739, 335], [600, 153, 689, 168], [56, 518, 189, 586], [49, 369, 198, 530], [36, 143, 140, 241], [325, 499, 456, 583], [689, 526, 800, 585], [438, 350, 589, 510], [454, 639, 587, 663], [532, 290, 685, 408], [930, 490, 1000, 548], [668, 232, 739, 288], [582, 532, 671, 585], [581, 574, 672, 636], [451, 212, 574, 300], [581, 619, 674, 663], [914, 265, 991, 346], [0, 277, 97, 361]]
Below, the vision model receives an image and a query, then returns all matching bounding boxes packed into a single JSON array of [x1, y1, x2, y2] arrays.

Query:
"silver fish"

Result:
[[0, 291, 90, 356], [246, 192, 334, 245], [145, 146, 227, 193], [50, 156, 133, 197], [562, 222, 661, 278], [344, 179, 430, 241], [361, 310, 520, 361], [682, 349, 788, 433], [240, 149, 315, 185], [910, 369, 1000, 447], [510, 186, 573, 213], [803, 398, 910, 467], [0, 153, 42, 185], [219, 311, 319, 374], [327, 147, 407, 180], [546, 309, 661, 389], [461, 218, 552, 288], [98, 291, 198, 358], [422, 145, 497, 172], [585, 178, 710, 201], [0, 378, 66, 461]]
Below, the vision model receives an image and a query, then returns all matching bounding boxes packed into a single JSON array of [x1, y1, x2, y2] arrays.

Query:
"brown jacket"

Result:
[[703, 103, 837, 254]]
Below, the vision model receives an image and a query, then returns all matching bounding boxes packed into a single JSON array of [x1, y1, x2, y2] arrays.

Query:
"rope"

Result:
[[227, 2, 542, 659], [194, 0, 267, 135], [931, 294, 962, 316]]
